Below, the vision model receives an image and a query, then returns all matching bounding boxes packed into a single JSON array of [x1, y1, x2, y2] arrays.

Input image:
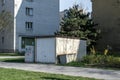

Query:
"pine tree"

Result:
[[55, 5, 100, 50]]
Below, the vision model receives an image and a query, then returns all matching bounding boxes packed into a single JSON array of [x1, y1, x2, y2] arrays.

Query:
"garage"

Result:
[[36, 38, 56, 63], [25, 36, 86, 64]]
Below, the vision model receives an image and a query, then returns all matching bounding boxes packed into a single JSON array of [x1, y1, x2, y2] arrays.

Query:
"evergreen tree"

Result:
[[55, 5, 100, 50]]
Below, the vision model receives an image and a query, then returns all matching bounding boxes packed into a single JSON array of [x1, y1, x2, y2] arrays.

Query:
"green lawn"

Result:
[[0, 58, 24, 63], [0, 53, 24, 56], [0, 68, 98, 80]]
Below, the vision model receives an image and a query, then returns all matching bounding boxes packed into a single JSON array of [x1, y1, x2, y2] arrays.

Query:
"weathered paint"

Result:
[[56, 38, 80, 55]]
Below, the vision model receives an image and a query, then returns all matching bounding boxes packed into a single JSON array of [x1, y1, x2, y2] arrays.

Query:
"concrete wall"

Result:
[[91, 0, 120, 52], [0, 0, 14, 52], [56, 38, 86, 62], [56, 38, 80, 55], [59, 54, 77, 64], [77, 40, 86, 61]]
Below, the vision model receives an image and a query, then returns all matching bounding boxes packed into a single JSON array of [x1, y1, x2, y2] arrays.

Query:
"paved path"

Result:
[[0, 56, 24, 59], [0, 62, 120, 80]]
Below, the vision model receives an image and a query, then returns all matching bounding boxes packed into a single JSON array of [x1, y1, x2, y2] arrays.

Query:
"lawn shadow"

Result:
[[41, 77, 69, 80], [0, 58, 25, 63]]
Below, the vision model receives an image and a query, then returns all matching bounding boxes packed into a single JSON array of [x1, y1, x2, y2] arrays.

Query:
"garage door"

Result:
[[36, 38, 56, 63]]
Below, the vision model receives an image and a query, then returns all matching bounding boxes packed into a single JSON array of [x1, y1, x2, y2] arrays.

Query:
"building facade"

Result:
[[0, 0, 59, 52], [91, 0, 120, 52]]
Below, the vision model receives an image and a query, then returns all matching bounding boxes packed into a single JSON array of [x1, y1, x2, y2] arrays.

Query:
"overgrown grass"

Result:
[[96, 52, 120, 57], [61, 61, 85, 67], [0, 68, 98, 80], [0, 58, 25, 63], [63, 55, 120, 70], [0, 53, 24, 56]]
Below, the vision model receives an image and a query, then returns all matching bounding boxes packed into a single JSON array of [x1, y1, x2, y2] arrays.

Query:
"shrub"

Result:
[[82, 55, 120, 68], [105, 56, 120, 68], [82, 55, 96, 64]]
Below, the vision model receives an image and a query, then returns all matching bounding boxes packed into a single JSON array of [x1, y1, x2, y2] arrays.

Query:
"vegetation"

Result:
[[0, 58, 24, 63], [0, 53, 24, 56], [63, 54, 120, 69], [82, 55, 120, 68], [0, 68, 98, 80], [55, 5, 100, 50]]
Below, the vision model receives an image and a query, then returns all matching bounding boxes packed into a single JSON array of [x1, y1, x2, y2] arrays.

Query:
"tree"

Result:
[[0, 11, 12, 30], [55, 5, 100, 51]]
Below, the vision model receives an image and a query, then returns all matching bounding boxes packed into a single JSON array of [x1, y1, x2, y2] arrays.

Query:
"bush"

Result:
[[105, 56, 120, 68], [82, 55, 120, 68]]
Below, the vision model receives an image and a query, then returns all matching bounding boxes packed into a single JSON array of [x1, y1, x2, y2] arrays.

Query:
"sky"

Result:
[[60, 0, 92, 12]]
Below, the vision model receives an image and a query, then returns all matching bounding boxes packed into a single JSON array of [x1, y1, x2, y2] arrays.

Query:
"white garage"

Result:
[[25, 36, 86, 64], [36, 38, 56, 63]]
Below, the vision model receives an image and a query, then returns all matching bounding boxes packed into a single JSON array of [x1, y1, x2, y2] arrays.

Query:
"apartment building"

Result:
[[91, 0, 120, 52], [0, 0, 59, 52]]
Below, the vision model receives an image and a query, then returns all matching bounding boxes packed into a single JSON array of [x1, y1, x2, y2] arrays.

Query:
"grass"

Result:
[[0, 58, 25, 63], [61, 61, 120, 70], [61, 61, 85, 67], [0, 54, 119, 70], [0, 68, 98, 80], [61, 54, 120, 70], [0, 53, 24, 56], [0, 57, 120, 70]]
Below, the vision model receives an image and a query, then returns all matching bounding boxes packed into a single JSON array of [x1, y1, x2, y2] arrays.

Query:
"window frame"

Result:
[[26, 7, 33, 16], [26, 0, 33, 2], [2, 0, 5, 6], [25, 22, 33, 30]]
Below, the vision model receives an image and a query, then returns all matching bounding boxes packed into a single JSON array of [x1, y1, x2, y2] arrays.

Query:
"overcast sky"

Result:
[[60, 0, 92, 12]]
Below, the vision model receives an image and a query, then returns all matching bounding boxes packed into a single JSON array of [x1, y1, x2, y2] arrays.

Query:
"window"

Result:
[[26, 0, 33, 2], [21, 37, 35, 49], [26, 8, 33, 16], [2, 10, 5, 13], [25, 22, 33, 30], [2, 0, 5, 6], [2, 37, 4, 44]]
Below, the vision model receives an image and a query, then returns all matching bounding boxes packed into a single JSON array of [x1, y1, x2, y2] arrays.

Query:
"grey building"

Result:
[[0, 0, 60, 52], [91, 0, 120, 52]]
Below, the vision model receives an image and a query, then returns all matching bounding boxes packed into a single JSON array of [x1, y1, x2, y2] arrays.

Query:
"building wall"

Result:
[[0, 0, 14, 52], [0, 0, 60, 52], [14, 0, 60, 51], [56, 38, 80, 55], [91, 0, 120, 52], [56, 38, 86, 61]]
